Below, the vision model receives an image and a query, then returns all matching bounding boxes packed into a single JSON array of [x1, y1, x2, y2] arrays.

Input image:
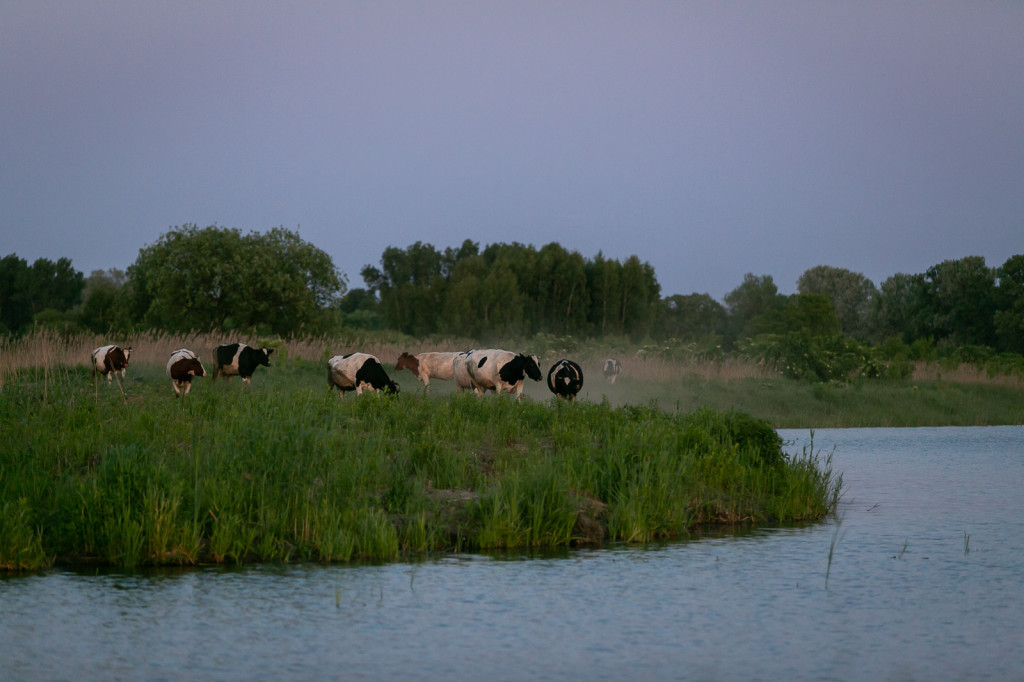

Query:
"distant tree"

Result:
[[869, 272, 929, 343], [923, 256, 996, 347], [658, 293, 727, 342], [536, 242, 588, 334], [797, 265, 877, 341], [723, 273, 787, 346], [362, 241, 445, 336], [127, 224, 345, 335], [0, 254, 32, 334], [619, 255, 661, 339], [994, 254, 1024, 354], [0, 254, 84, 335], [585, 252, 620, 336], [79, 268, 127, 333]]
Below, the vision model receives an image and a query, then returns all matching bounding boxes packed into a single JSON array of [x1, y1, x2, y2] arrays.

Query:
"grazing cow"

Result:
[[90, 344, 132, 383], [452, 350, 477, 394], [547, 359, 584, 402], [603, 358, 622, 384], [395, 351, 460, 393], [327, 353, 400, 399], [213, 343, 273, 387], [166, 349, 206, 397], [465, 349, 543, 402]]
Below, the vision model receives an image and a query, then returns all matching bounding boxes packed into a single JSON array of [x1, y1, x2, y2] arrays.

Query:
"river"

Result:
[[2, 426, 1022, 680]]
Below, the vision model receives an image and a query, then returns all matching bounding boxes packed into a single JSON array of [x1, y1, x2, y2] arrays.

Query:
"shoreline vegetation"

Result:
[[2, 330, 1021, 572]]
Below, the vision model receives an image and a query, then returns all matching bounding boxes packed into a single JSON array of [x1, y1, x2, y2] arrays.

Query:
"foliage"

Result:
[[126, 224, 345, 335], [360, 241, 661, 341], [797, 265, 877, 341], [0, 254, 84, 335]]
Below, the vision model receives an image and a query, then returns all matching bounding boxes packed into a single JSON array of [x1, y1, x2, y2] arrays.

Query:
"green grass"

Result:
[[0, 359, 841, 571]]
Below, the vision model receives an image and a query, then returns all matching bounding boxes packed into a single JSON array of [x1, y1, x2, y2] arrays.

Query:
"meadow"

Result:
[[2, 328, 1019, 571]]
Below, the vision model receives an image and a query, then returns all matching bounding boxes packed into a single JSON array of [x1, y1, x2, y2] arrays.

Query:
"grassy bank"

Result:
[[0, 358, 839, 571]]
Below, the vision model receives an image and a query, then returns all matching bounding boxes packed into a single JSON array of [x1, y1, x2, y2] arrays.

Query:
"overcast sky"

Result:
[[3, 1, 1022, 300]]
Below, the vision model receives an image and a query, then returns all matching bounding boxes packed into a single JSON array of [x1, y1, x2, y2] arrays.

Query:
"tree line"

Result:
[[2, 225, 1022, 379]]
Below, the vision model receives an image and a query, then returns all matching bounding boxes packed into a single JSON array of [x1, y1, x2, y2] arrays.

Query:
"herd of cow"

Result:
[[89, 343, 625, 402]]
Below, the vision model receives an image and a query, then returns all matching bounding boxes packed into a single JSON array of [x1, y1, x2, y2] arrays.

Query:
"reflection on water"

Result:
[[2, 427, 1023, 680]]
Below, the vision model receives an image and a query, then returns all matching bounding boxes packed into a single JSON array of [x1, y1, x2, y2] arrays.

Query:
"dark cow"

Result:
[[395, 351, 460, 393], [603, 358, 622, 384], [465, 348, 542, 402], [213, 343, 273, 387], [166, 348, 206, 397], [547, 359, 584, 402], [90, 344, 132, 384], [327, 353, 400, 399]]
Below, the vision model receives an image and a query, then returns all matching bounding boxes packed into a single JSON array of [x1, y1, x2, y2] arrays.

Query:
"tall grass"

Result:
[[0, 350, 841, 571]]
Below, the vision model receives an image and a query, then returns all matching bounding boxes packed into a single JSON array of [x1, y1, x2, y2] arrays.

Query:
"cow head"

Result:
[[395, 352, 419, 375], [523, 354, 542, 381], [259, 347, 273, 367]]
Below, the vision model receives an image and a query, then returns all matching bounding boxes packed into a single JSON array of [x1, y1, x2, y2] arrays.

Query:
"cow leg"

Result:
[[172, 380, 181, 397], [243, 377, 250, 387]]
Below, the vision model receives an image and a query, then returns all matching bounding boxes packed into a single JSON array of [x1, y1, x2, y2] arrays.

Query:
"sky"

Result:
[[2, 1, 1022, 301]]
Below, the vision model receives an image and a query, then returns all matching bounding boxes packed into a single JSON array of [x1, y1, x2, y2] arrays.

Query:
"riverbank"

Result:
[[0, 362, 839, 571]]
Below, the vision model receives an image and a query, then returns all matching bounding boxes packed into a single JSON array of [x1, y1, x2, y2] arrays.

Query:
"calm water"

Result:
[[2, 426, 1023, 680]]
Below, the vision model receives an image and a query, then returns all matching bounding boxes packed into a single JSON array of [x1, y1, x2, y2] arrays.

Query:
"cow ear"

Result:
[[265, 348, 274, 355]]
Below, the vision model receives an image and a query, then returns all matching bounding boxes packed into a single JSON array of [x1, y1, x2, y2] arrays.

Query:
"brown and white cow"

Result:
[[166, 348, 206, 397], [90, 344, 132, 384], [327, 353, 400, 400], [395, 351, 461, 393], [464, 348, 542, 402]]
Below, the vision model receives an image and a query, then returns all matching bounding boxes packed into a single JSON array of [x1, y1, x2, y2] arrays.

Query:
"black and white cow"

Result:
[[166, 348, 206, 397], [464, 349, 542, 402], [90, 344, 132, 383], [547, 359, 584, 402], [212, 343, 273, 386], [603, 358, 622, 384], [327, 353, 400, 399]]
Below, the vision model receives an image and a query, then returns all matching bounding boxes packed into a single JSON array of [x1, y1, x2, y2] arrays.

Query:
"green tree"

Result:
[[585, 252, 620, 336], [0, 254, 84, 335], [658, 293, 727, 342], [723, 274, 787, 347], [869, 272, 929, 343], [78, 268, 127, 333], [797, 265, 877, 341], [994, 254, 1024, 354], [127, 224, 345, 335], [362, 241, 445, 336], [923, 256, 996, 347]]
